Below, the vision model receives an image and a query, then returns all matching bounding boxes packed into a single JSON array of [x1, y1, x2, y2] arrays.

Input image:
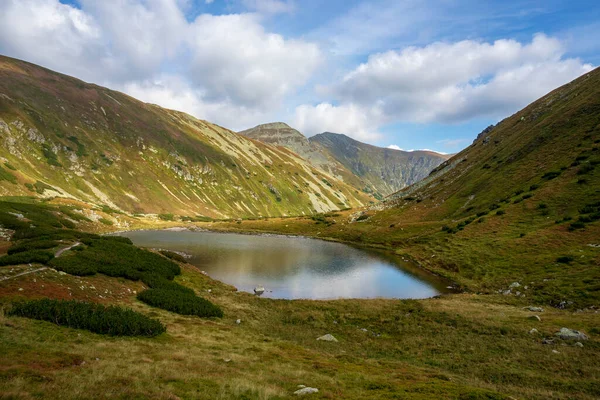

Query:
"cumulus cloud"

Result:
[[0, 0, 320, 130], [329, 34, 593, 123], [293, 102, 383, 141], [187, 13, 320, 109], [294, 34, 593, 141]]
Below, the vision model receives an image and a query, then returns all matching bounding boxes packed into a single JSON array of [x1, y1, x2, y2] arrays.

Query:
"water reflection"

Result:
[[117, 230, 450, 300]]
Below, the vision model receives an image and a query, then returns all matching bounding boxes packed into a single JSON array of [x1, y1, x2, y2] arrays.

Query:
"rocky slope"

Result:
[[240, 123, 449, 198], [311, 132, 450, 198], [0, 56, 371, 218]]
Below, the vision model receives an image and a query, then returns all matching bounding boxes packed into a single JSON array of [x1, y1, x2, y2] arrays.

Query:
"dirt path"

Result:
[[54, 242, 81, 258], [0, 267, 47, 282]]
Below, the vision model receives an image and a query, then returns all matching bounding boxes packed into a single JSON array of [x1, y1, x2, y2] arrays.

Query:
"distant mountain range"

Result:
[[0, 56, 372, 218], [240, 123, 449, 199]]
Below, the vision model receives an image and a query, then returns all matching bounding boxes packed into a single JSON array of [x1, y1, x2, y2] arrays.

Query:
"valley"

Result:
[[0, 57, 599, 400]]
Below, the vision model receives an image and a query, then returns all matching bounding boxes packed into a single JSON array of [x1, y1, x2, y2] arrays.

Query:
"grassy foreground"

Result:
[[0, 199, 598, 399]]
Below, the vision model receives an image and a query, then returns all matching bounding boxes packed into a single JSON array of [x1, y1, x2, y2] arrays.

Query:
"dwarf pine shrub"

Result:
[[137, 289, 223, 318], [8, 299, 165, 337]]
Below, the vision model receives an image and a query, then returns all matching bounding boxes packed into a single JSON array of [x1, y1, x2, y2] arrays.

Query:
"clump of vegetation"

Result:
[[33, 181, 57, 194], [7, 239, 59, 255], [159, 250, 187, 264], [4, 161, 17, 171], [42, 144, 62, 167], [137, 289, 223, 318], [0, 250, 54, 266], [577, 163, 595, 175], [496, 210, 506, 215], [529, 184, 540, 191], [98, 218, 113, 226], [8, 299, 165, 337], [158, 213, 175, 221], [0, 165, 17, 184], [542, 171, 561, 180], [556, 256, 575, 264]]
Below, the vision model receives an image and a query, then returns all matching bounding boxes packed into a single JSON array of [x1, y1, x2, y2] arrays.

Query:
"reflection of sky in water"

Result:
[[118, 230, 444, 300]]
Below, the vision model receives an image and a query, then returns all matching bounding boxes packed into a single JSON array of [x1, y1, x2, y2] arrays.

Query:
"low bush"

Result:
[[158, 213, 175, 221], [7, 240, 59, 255], [542, 171, 561, 180], [557, 256, 574, 264], [496, 210, 506, 216], [577, 164, 595, 175], [0, 250, 54, 266], [159, 250, 187, 264], [98, 218, 113, 226], [8, 299, 165, 337], [137, 289, 223, 318]]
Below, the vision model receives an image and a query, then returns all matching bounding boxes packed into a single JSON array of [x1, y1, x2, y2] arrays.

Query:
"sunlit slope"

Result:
[[0, 55, 371, 217]]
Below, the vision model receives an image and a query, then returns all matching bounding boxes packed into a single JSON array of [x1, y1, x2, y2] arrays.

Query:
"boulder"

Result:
[[317, 334, 338, 342], [555, 328, 589, 341], [294, 387, 319, 396], [254, 286, 265, 295]]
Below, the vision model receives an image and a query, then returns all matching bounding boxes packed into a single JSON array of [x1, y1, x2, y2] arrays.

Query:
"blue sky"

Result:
[[1, 0, 598, 154]]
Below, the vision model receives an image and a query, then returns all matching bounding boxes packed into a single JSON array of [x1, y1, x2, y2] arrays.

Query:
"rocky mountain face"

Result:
[[0, 56, 371, 218], [240, 124, 449, 199]]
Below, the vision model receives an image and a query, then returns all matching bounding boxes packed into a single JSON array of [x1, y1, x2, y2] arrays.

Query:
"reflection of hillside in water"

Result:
[[117, 230, 450, 300]]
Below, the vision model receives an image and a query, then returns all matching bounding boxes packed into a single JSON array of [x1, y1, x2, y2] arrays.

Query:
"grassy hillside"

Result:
[[0, 56, 371, 218]]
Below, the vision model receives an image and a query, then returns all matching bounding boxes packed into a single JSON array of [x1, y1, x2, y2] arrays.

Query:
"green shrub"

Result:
[[98, 218, 113, 226], [568, 221, 585, 231], [4, 162, 17, 171], [42, 144, 62, 167], [556, 256, 574, 264], [577, 164, 595, 175], [159, 250, 187, 264], [158, 213, 175, 221], [137, 289, 223, 318], [496, 210, 506, 215], [8, 299, 165, 337], [0, 166, 17, 184], [0, 250, 54, 266], [542, 171, 561, 180], [529, 184, 540, 191], [7, 240, 59, 255]]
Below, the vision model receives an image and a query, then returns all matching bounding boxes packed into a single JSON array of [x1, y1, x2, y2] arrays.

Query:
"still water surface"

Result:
[[117, 230, 450, 300]]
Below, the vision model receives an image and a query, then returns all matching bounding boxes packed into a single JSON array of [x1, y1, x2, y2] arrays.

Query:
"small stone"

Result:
[[529, 328, 538, 334], [18, 288, 23, 291], [294, 387, 318, 396], [552, 350, 560, 354], [223, 359, 231, 363], [207, 289, 212, 293], [555, 327, 589, 341], [542, 338, 554, 345], [574, 342, 584, 347], [509, 282, 521, 289], [528, 315, 541, 322], [317, 334, 338, 342], [236, 319, 241, 324]]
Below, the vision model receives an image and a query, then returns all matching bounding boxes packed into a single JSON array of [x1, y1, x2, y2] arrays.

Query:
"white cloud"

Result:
[[327, 34, 593, 124], [294, 34, 594, 142], [187, 13, 320, 109], [387, 145, 402, 150], [0, 0, 321, 130], [292, 102, 383, 141]]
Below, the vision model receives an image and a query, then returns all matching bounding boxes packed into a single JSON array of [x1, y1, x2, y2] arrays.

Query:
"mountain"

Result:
[[240, 123, 449, 198], [310, 132, 450, 198], [0, 55, 371, 218]]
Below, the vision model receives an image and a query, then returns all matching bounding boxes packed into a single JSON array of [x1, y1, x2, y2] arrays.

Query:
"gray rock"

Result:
[[556, 328, 589, 341], [294, 387, 318, 396], [574, 342, 584, 347], [254, 286, 265, 295], [552, 350, 560, 354], [317, 334, 338, 342], [509, 282, 521, 289], [528, 315, 541, 322], [529, 328, 539, 334], [236, 319, 241, 324]]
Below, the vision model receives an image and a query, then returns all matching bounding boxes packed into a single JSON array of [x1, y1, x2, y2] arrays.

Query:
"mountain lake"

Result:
[[116, 230, 452, 300]]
